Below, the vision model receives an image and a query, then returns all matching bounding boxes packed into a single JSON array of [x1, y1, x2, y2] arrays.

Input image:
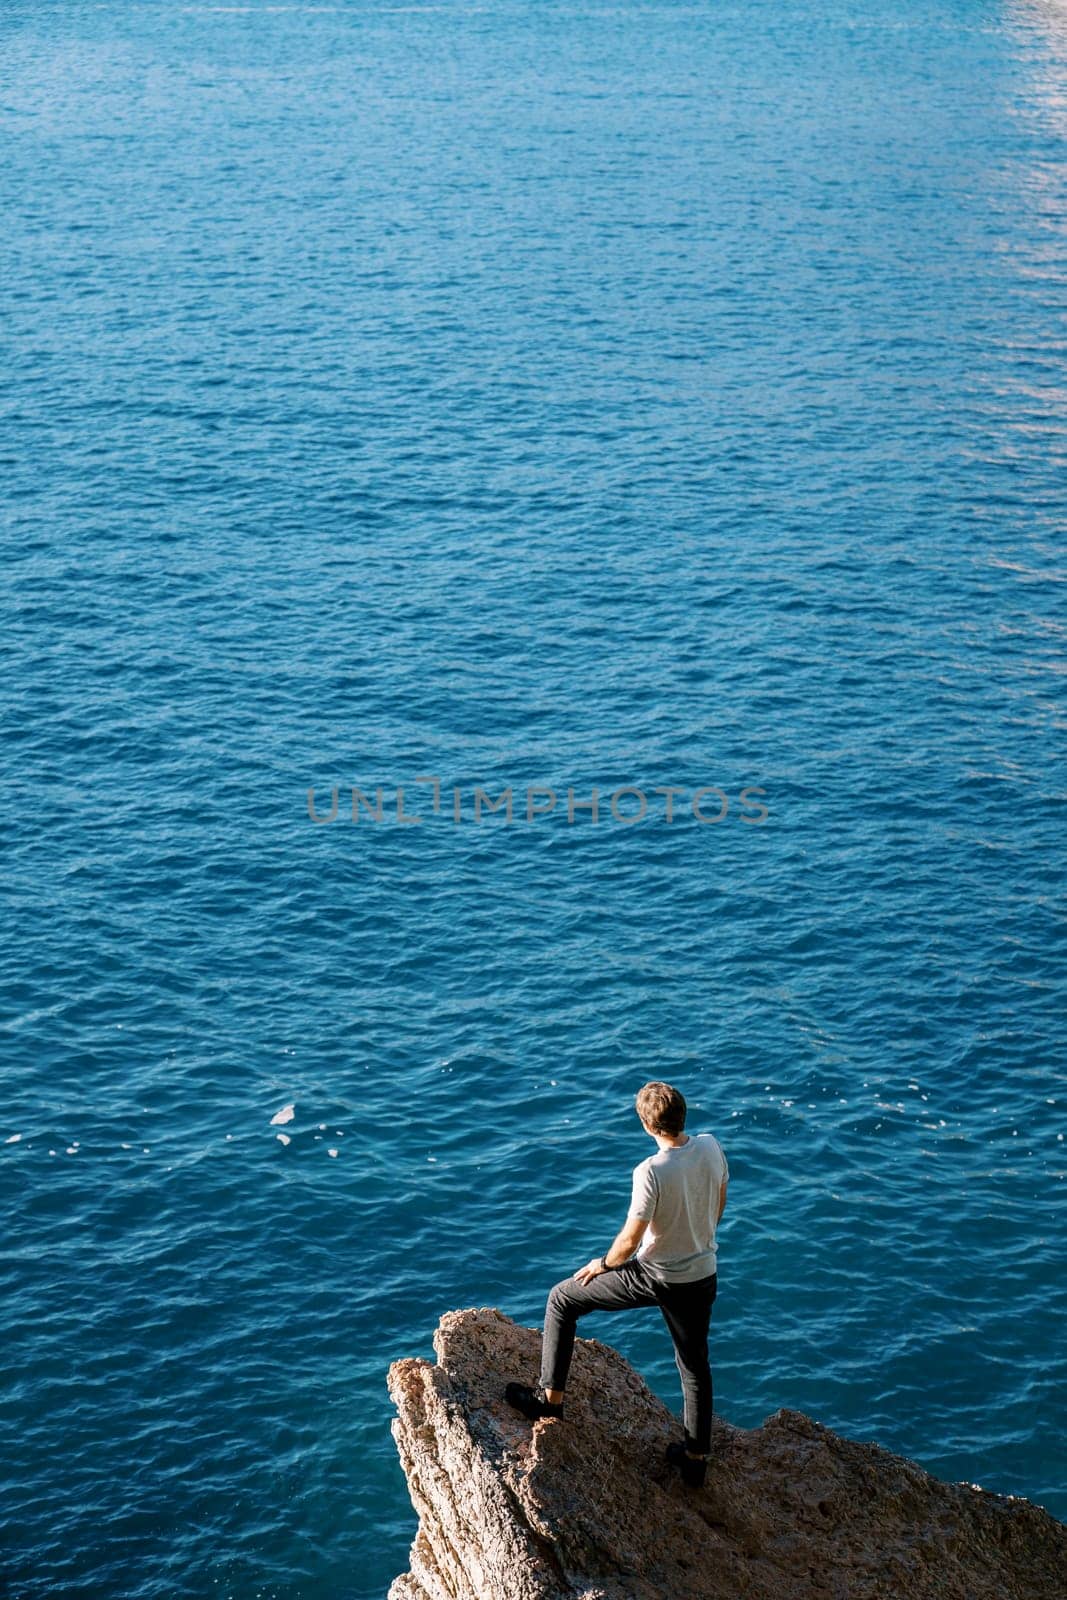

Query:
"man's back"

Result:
[[628, 1132, 728, 1283]]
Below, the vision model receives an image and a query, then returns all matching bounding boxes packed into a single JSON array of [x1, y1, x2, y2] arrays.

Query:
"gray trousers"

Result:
[[539, 1259, 718, 1453]]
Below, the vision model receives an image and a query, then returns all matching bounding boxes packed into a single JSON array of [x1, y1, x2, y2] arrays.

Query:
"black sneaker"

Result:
[[665, 1441, 707, 1488], [504, 1381, 563, 1420]]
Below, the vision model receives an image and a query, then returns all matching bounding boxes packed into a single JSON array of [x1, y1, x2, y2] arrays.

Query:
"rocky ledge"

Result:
[[387, 1307, 1064, 1600]]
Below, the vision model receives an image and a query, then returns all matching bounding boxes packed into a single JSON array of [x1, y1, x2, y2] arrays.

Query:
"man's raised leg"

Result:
[[505, 1263, 658, 1421]]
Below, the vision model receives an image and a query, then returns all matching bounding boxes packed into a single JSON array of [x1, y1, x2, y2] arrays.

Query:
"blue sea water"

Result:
[[1, 0, 1065, 1594]]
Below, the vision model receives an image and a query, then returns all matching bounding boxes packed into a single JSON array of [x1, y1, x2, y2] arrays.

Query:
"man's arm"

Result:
[[574, 1215, 648, 1285], [717, 1175, 728, 1224]]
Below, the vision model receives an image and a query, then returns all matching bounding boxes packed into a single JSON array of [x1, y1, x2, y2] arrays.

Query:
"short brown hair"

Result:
[[636, 1081, 687, 1136]]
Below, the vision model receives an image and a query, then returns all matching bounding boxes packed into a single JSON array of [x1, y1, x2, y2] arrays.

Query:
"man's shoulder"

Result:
[[701, 1132, 728, 1173], [691, 1132, 727, 1166]]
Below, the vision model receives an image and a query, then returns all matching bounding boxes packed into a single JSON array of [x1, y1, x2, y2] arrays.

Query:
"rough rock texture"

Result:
[[388, 1307, 1065, 1600]]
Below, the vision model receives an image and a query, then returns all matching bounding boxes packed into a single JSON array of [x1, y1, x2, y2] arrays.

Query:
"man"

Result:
[[505, 1081, 728, 1488]]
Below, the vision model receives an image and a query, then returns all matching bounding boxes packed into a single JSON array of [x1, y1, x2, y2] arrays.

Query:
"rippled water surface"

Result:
[[2, 0, 1065, 1595]]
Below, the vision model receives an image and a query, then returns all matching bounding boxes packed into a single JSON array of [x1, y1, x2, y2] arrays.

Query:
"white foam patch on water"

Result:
[[276, 1132, 291, 1146], [270, 1104, 295, 1126], [327, 1147, 338, 1157], [5, 1133, 21, 1144]]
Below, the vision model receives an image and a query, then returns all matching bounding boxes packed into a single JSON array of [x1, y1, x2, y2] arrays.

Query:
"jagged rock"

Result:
[[387, 1307, 1065, 1600]]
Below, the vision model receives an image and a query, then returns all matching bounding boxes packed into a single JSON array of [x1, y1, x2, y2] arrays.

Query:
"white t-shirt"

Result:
[[627, 1132, 728, 1284]]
